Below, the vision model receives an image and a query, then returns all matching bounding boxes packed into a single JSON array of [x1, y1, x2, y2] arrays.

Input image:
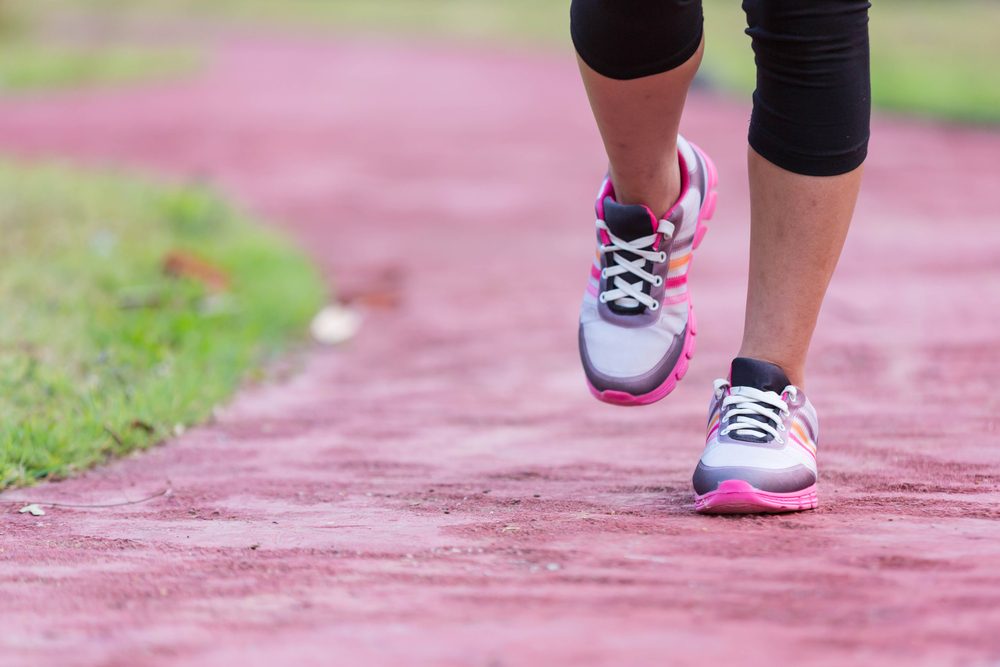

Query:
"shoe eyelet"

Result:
[[649, 301, 660, 312], [653, 276, 663, 287], [658, 252, 668, 263], [600, 269, 608, 279], [598, 293, 608, 304]]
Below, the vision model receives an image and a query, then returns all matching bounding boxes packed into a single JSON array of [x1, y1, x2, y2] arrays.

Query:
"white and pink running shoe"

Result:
[[693, 358, 819, 514], [578, 136, 717, 406]]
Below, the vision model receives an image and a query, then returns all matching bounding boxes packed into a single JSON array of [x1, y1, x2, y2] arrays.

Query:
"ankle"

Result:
[[734, 349, 805, 388], [609, 156, 682, 217]]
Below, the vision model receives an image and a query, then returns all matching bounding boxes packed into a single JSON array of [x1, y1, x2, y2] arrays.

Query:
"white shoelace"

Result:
[[596, 217, 675, 311], [714, 379, 797, 442]]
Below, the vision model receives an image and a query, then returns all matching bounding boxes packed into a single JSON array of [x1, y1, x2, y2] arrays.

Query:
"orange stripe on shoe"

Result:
[[791, 422, 813, 448], [707, 413, 720, 432], [668, 254, 691, 271]]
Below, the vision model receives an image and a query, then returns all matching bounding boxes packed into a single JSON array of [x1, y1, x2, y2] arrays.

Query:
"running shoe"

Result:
[[693, 357, 819, 514], [578, 136, 718, 406]]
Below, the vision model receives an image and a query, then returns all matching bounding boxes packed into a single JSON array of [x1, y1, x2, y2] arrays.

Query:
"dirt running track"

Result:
[[1, 34, 999, 667]]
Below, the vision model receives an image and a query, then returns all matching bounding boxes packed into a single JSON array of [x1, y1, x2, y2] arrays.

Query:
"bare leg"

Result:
[[738, 148, 864, 387], [576, 37, 704, 216]]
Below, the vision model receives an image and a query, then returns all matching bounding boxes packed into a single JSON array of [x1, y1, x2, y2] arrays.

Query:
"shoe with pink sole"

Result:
[[693, 358, 820, 514], [578, 135, 717, 406]]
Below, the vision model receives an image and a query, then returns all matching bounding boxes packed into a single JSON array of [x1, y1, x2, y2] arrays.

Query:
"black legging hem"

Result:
[[749, 123, 869, 177], [571, 22, 703, 81]]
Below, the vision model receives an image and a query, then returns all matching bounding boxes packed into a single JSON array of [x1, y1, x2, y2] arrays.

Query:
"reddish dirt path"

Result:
[[1, 36, 1000, 667]]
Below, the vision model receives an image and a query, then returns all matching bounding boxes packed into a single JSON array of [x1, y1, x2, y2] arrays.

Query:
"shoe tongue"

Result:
[[727, 358, 791, 444], [730, 357, 790, 393], [601, 198, 658, 315], [603, 197, 658, 241]]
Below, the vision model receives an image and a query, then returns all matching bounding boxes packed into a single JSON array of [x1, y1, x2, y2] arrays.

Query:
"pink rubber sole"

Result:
[[694, 480, 819, 515], [588, 147, 718, 408]]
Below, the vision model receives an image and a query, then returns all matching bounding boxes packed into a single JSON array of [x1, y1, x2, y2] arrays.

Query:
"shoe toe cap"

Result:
[[692, 460, 817, 496], [578, 321, 687, 393]]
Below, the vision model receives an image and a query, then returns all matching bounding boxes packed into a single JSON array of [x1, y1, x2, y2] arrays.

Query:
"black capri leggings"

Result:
[[570, 0, 871, 176]]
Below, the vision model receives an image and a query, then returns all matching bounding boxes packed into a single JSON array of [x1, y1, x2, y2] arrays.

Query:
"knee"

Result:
[[743, 0, 871, 176]]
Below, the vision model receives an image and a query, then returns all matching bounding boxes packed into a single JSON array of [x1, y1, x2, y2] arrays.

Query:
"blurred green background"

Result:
[[2, 0, 998, 122]]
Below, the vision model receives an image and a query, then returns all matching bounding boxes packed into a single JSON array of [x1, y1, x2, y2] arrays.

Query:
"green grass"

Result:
[[14, 0, 573, 46], [0, 1, 198, 92], [0, 164, 326, 488], [0, 42, 198, 92]]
